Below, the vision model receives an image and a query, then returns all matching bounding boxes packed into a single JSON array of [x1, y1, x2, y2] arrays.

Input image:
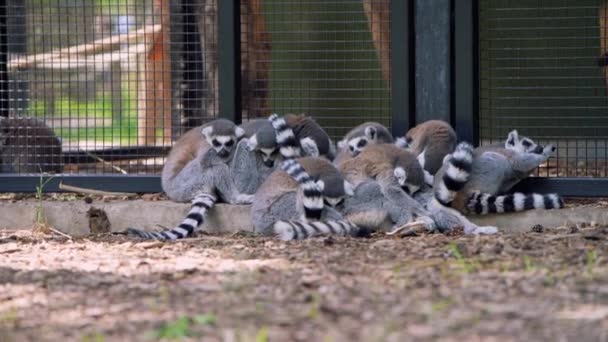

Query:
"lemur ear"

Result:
[[201, 126, 213, 138], [506, 130, 519, 146], [235, 126, 245, 139], [395, 136, 408, 149], [393, 167, 407, 182], [315, 180, 325, 192], [247, 134, 258, 151], [344, 180, 355, 196], [364, 126, 377, 140]]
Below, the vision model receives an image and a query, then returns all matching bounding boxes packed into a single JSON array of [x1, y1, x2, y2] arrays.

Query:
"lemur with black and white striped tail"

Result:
[[127, 119, 254, 240], [429, 130, 564, 234], [250, 114, 371, 241]]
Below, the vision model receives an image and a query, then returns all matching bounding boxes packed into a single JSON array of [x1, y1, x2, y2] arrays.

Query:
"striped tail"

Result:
[[435, 142, 474, 207], [466, 191, 564, 215], [280, 158, 324, 220], [274, 219, 372, 241], [126, 193, 217, 240], [268, 113, 301, 159]]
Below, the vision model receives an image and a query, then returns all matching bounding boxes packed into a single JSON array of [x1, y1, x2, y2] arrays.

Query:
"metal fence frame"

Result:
[[0, 0, 605, 196]]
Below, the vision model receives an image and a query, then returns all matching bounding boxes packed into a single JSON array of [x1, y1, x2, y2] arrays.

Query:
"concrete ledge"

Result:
[[0, 200, 251, 237], [0, 200, 605, 236]]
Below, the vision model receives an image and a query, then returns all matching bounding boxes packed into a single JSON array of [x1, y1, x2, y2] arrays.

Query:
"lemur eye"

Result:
[[522, 140, 532, 147], [507, 138, 514, 146], [212, 139, 221, 147], [349, 145, 355, 152], [336, 198, 344, 206], [225, 139, 234, 147], [357, 139, 367, 148]]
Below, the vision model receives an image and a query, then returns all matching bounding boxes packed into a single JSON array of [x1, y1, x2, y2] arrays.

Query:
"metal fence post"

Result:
[[390, 0, 413, 137], [453, 0, 478, 145], [0, 0, 8, 118], [217, 0, 242, 124]]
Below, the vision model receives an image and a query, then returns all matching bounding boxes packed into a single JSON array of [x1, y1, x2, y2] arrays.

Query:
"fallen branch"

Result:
[[48, 227, 73, 240], [80, 150, 129, 175], [386, 220, 429, 236], [59, 182, 134, 197]]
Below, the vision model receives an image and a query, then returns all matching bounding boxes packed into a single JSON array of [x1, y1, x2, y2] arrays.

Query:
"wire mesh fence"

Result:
[[0, 0, 390, 177], [479, 0, 608, 178]]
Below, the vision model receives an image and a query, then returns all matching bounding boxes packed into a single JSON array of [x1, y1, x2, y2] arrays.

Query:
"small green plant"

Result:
[[152, 314, 216, 340], [448, 243, 476, 274], [255, 326, 269, 342], [431, 298, 454, 313], [586, 250, 599, 276], [81, 332, 105, 342], [523, 255, 536, 272], [307, 292, 322, 320], [35, 173, 55, 225], [192, 314, 216, 326]]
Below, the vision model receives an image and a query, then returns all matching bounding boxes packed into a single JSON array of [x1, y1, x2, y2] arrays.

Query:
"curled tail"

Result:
[[280, 158, 323, 220], [435, 142, 474, 207], [127, 193, 217, 240], [466, 191, 564, 215], [268, 113, 301, 159], [274, 219, 372, 241]]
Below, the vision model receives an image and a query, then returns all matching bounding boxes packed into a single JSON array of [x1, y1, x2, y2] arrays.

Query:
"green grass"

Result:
[[151, 314, 217, 340], [28, 87, 140, 145]]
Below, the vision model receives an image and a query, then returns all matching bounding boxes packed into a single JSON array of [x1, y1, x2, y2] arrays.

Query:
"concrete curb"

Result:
[[0, 200, 605, 236]]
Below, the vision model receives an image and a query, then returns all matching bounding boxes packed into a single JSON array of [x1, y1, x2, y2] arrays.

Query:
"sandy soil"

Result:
[[1, 224, 608, 342]]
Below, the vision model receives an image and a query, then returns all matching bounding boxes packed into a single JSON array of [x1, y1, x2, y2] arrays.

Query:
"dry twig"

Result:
[[59, 182, 133, 197]]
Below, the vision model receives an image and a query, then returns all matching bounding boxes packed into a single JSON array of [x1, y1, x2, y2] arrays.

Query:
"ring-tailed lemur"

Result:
[[396, 120, 457, 186], [247, 113, 335, 161], [250, 114, 371, 240], [229, 119, 280, 195], [337, 143, 436, 231], [0, 116, 63, 173], [250, 156, 371, 240], [127, 119, 254, 240], [428, 131, 563, 234], [336, 121, 394, 157]]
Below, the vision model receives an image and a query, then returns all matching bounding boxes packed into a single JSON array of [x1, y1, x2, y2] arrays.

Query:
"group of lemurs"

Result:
[[126, 113, 564, 241]]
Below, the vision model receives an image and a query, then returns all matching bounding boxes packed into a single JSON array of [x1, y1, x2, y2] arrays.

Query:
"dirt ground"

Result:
[[1, 223, 608, 342]]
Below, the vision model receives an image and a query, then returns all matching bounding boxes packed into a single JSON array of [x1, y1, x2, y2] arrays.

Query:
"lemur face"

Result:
[[202, 126, 241, 159], [259, 147, 279, 167], [505, 130, 543, 154], [348, 137, 368, 156]]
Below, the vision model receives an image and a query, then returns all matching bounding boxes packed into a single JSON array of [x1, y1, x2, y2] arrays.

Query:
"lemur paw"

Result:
[[235, 194, 255, 204]]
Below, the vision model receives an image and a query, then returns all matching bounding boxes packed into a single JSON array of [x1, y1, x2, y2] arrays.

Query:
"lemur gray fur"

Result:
[[250, 114, 371, 241], [337, 143, 436, 231], [0, 116, 63, 173], [335, 122, 394, 162], [127, 119, 254, 240], [229, 119, 279, 195], [398, 120, 457, 186], [244, 114, 335, 162], [428, 130, 563, 234]]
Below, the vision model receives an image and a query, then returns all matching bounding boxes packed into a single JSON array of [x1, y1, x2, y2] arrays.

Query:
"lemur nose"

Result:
[[218, 149, 229, 158], [263, 159, 274, 167]]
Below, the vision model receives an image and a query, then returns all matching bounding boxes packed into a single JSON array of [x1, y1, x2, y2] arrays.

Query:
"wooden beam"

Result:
[[138, 1, 172, 145], [8, 24, 161, 71]]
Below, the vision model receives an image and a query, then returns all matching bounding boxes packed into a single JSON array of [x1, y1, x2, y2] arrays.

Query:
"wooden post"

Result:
[[599, 3, 608, 95], [138, 0, 172, 145]]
